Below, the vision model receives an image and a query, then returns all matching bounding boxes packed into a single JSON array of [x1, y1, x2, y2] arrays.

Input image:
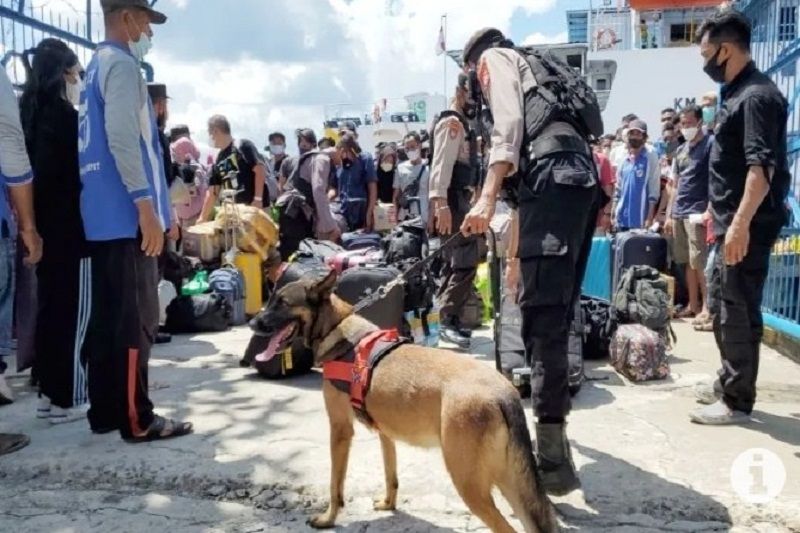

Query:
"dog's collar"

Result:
[[315, 314, 379, 363]]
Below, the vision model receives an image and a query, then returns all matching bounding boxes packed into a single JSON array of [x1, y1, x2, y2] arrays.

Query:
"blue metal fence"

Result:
[[740, 0, 800, 338]]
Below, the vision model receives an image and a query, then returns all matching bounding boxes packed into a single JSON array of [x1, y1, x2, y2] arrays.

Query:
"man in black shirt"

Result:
[[200, 114, 267, 222], [691, 10, 790, 425]]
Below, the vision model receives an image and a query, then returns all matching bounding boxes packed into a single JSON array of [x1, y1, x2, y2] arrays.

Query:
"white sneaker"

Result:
[[0, 375, 13, 405], [37, 397, 52, 419], [49, 404, 89, 425]]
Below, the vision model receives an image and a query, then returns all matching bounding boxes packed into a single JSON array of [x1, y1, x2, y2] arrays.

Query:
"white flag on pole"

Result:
[[435, 23, 446, 56]]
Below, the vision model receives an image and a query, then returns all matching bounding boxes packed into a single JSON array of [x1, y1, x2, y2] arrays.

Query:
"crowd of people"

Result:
[[593, 98, 719, 331], [0, 1, 792, 511]]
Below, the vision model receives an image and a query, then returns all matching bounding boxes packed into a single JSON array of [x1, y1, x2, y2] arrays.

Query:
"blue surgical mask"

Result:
[[703, 106, 717, 125], [270, 144, 285, 156]]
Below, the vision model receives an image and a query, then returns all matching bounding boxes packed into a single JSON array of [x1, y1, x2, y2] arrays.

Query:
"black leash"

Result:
[[352, 232, 463, 314]]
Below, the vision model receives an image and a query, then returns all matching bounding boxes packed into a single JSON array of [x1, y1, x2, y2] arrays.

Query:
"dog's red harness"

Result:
[[322, 329, 405, 427]]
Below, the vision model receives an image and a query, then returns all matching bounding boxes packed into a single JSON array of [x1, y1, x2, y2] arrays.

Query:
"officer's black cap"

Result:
[[462, 28, 507, 65]]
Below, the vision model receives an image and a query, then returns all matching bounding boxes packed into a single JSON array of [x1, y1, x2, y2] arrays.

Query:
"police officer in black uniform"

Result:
[[460, 28, 601, 495]]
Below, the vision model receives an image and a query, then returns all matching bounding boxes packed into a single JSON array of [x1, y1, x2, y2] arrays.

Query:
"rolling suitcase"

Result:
[[335, 265, 405, 331], [613, 230, 668, 292], [582, 236, 613, 301], [233, 253, 263, 316]]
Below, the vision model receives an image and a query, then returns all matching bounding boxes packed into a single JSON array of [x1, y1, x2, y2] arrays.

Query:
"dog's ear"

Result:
[[309, 269, 337, 302]]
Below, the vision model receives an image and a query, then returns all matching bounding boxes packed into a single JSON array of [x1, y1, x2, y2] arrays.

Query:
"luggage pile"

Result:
[[607, 230, 675, 382], [166, 199, 279, 335], [243, 216, 442, 380]]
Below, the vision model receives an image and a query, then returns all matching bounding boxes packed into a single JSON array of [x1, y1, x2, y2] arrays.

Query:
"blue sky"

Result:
[[32, 0, 593, 149]]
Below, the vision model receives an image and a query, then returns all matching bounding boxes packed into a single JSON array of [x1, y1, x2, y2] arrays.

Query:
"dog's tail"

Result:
[[498, 396, 558, 533]]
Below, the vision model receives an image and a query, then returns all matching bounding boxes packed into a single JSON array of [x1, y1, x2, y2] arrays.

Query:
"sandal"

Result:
[[676, 308, 697, 319], [124, 416, 193, 444], [694, 319, 714, 332], [0, 433, 30, 456], [692, 312, 710, 326]]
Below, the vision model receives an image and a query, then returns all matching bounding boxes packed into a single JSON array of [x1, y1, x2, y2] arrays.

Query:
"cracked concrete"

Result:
[[0, 321, 798, 532]]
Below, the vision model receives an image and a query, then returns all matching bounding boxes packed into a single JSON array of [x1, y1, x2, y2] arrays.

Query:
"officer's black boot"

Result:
[[453, 316, 473, 339], [441, 316, 470, 349], [534, 423, 581, 496]]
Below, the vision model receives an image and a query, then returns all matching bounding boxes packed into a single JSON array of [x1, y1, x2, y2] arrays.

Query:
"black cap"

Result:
[[101, 0, 167, 24], [169, 124, 190, 140], [147, 83, 168, 101], [462, 28, 507, 65], [296, 128, 317, 145]]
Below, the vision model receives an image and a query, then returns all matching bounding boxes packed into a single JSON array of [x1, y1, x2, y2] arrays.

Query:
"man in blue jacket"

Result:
[[79, 0, 191, 442]]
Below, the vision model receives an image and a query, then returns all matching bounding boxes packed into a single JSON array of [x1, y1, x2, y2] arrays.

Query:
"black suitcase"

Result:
[[335, 265, 405, 331], [613, 230, 668, 291]]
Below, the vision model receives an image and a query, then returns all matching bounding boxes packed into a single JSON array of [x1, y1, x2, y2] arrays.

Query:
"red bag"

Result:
[[326, 249, 383, 274]]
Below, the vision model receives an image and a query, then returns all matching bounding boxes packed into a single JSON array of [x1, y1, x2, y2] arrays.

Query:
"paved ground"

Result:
[[0, 321, 798, 533]]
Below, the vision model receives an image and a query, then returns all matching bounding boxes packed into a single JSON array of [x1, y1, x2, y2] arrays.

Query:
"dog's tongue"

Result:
[[255, 324, 294, 363]]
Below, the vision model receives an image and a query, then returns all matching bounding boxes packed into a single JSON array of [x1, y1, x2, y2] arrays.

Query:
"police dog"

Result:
[[252, 270, 557, 533]]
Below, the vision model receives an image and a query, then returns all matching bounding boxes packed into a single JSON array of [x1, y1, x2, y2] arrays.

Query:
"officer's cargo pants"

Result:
[[518, 152, 599, 419], [438, 188, 479, 322]]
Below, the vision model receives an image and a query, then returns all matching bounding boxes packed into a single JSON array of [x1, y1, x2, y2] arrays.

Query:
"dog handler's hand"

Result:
[[461, 196, 495, 237], [138, 200, 165, 257], [724, 216, 750, 266]]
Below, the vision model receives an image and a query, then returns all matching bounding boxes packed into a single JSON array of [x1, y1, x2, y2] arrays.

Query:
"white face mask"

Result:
[[270, 144, 285, 156], [127, 21, 152, 62], [681, 127, 699, 141], [66, 79, 82, 107], [407, 149, 421, 162], [380, 162, 394, 172]]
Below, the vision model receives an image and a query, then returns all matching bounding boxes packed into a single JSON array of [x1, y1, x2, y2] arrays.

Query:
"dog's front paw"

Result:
[[373, 497, 396, 512], [308, 514, 336, 529]]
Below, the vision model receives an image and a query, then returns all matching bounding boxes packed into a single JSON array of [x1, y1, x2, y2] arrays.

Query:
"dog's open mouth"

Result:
[[255, 323, 297, 363]]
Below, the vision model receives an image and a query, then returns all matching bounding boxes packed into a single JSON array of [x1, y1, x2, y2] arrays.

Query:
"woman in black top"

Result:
[[20, 39, 88, 424], [376, 145, 397, 204]]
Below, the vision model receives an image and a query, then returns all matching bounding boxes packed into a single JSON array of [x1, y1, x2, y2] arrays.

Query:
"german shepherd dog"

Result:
[[253, 270, 557, 533]]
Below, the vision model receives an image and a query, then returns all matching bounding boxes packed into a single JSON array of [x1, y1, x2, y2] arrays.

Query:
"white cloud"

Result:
[[522, 31, 568, 46], [23, 0, 566, 150]]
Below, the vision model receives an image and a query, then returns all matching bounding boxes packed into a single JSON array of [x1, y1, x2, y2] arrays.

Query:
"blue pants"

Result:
[[0, 233, 15, 374]]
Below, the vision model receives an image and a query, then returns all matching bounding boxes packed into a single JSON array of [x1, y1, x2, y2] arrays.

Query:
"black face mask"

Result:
[[628, 138, 644, 150], [703, 47, 728, 84]]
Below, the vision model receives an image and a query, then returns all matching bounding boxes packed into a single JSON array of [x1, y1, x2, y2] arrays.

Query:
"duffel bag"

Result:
[[165, 293, 231, 333], [342, 231, 382, 251], [335, 265, 405, 331], [297, 239, 345, 262], [610, 324, 670, 382]]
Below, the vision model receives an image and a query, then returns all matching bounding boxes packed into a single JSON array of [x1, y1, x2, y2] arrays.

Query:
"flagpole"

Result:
[[443, 14, 447, 101]]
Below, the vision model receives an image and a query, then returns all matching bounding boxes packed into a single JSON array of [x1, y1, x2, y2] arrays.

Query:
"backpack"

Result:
[[383, 218, 427, 264], [610, 324, 670, 382], [517, 47, 604, 142], [209, 267, 247, 326], [581, 296, 618, 360], [613, 266, 671, 337], [394, 258, 435, 312], [164, 293, 231, 334]]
